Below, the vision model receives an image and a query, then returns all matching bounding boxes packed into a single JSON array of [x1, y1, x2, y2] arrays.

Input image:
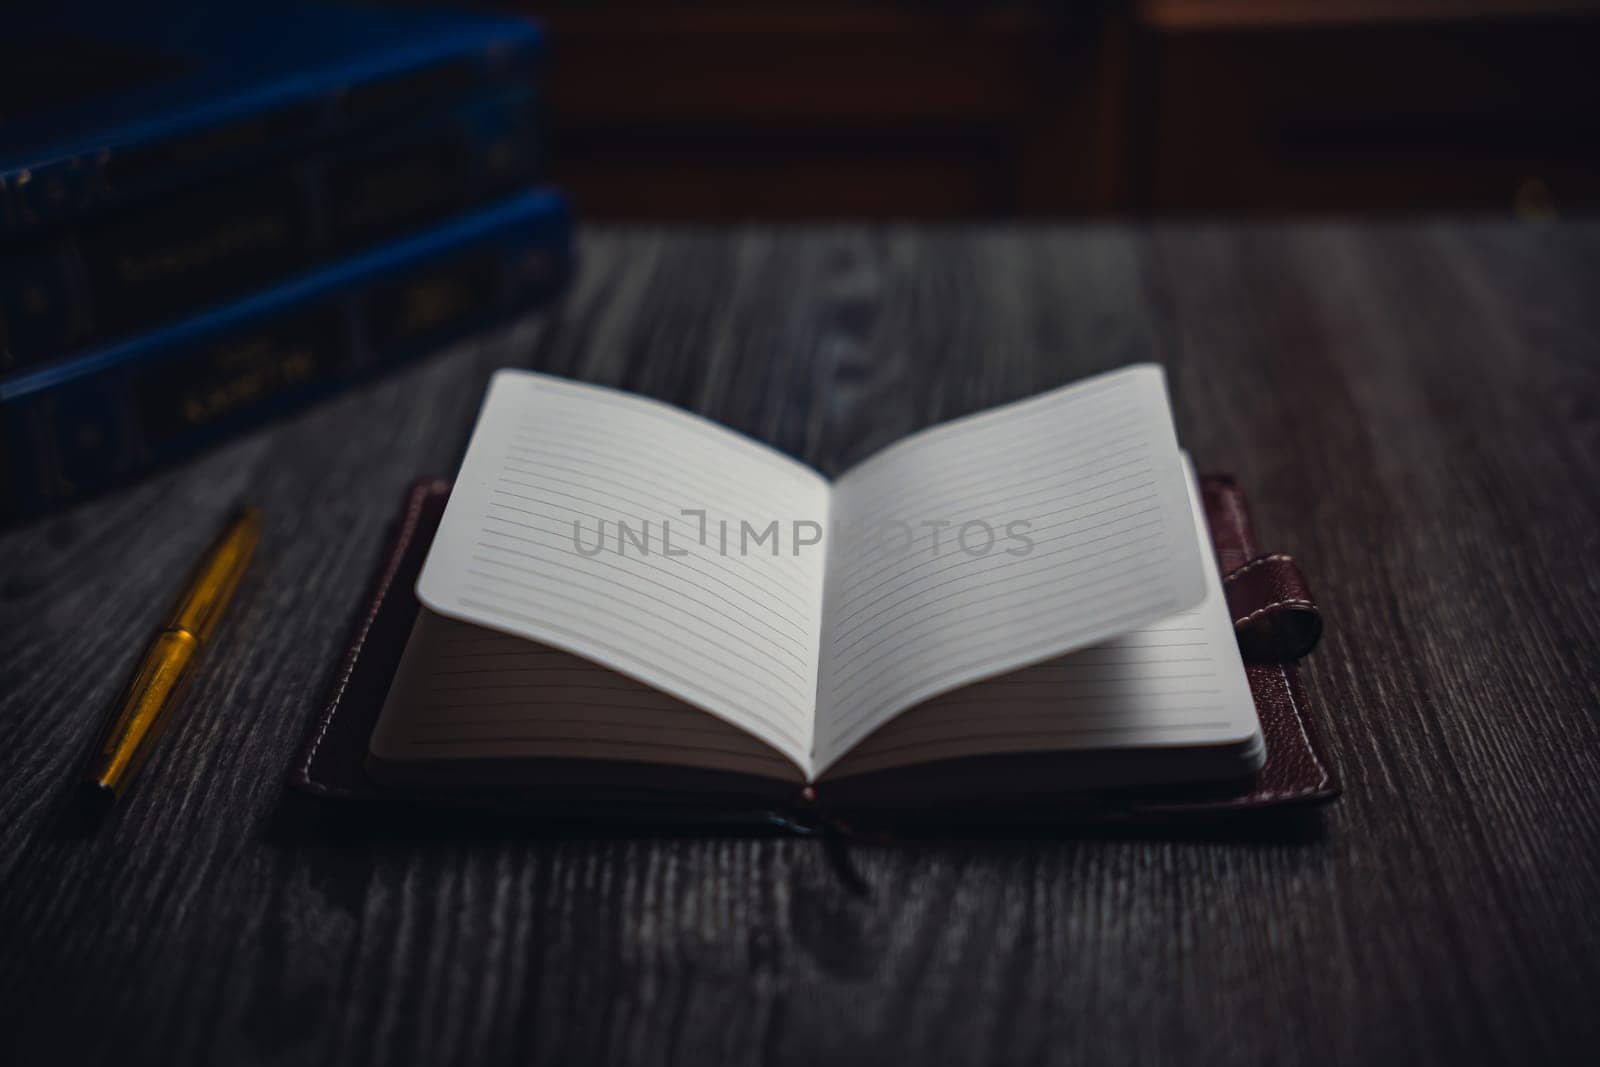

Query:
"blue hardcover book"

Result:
[[0, 188, 574, 517], [0, 0, 544, 232], [2, 85, 545, 370]]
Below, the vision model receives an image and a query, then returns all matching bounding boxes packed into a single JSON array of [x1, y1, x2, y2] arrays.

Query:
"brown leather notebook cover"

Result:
[[289, 476, 1339, 828]]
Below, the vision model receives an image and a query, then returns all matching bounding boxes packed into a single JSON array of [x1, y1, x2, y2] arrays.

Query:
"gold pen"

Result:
[[82, 506, 262, 811]]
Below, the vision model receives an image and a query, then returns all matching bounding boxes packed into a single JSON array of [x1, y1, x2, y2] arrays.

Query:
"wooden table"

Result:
[[3, 223, 1597, 1066]]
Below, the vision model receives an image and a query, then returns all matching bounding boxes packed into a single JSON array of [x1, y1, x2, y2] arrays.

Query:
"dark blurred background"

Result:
[[484, 0, 1600, 220], [7, 0, 1599, 516]]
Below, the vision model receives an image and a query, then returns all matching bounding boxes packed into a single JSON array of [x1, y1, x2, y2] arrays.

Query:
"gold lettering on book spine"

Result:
[[176, 337, 319, 427], [116, 214, 290, 285]]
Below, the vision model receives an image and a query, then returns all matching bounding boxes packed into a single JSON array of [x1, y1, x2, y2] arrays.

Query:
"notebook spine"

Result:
[[1, 88, 545, 371], [0, 189, 573, 518], [0, 32, 541, 235]]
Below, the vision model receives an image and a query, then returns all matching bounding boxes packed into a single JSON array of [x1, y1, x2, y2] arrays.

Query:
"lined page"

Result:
[[370, 611, 805, 783], [817, 460, 1261, 782], [813, 365, 1207, 772], [416, 370, 830, 774]]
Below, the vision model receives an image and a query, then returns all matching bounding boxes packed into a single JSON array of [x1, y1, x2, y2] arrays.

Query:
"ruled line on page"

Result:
[[825, 588, 1179, 755], [832, 427, 1151, 542], [827, 435, 1155, 584], [815, 458, 1261, 783], [498, 450, 800, 537], [453, 585, 810, 741], [411, 710, 730, 728], [484, 485, 816, 610], [825, 470, 1164, 591], [506, 425, 804, 517], [829, 511, 1166, 648], [367, 611, 804, 781], [398, 734, 798, 764], [407, 721, 792, 748], [812, 365, 1208, 772], [467, 535, 814, 665], [416, 370, 833, 771], [481, 498, 814, 623], [827, 534, 1171, 689], [459, 559, 813, 691], [829, 460, 1159, 593], [829, 372, 1140, 490]]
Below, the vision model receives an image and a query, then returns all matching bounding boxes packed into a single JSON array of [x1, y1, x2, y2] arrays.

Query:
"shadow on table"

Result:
[[260, 788, 1334, 848], [257, 791, 1333, 897]]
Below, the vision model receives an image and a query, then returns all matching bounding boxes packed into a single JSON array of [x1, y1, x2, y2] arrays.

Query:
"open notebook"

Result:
[[368, 365, 1265, 808]]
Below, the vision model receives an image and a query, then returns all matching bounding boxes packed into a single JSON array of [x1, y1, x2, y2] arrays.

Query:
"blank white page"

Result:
[[813, 364, 1208, 772], [417, 370, 831, 774], [817, 459, 1261, 782]]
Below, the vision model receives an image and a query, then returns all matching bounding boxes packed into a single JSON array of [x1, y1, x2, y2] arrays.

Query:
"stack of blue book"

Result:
[[0, 1, 574, 516]]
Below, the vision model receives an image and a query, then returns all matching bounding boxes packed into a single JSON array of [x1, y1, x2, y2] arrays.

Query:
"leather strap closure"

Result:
[[1223, 553, 1322, 661]]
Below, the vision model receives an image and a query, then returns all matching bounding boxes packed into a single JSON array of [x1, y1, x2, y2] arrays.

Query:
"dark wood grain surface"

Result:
[[3, 222, 1598, 1067]]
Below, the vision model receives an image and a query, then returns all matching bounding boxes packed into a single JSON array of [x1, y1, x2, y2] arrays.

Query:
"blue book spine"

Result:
[[0, 188, 573, 517], [2, 86, 546, 371], [0, 5, 544, 234]]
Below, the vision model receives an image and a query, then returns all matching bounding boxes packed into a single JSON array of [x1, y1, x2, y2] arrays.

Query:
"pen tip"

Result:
[[78, 781, 117, 819]]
